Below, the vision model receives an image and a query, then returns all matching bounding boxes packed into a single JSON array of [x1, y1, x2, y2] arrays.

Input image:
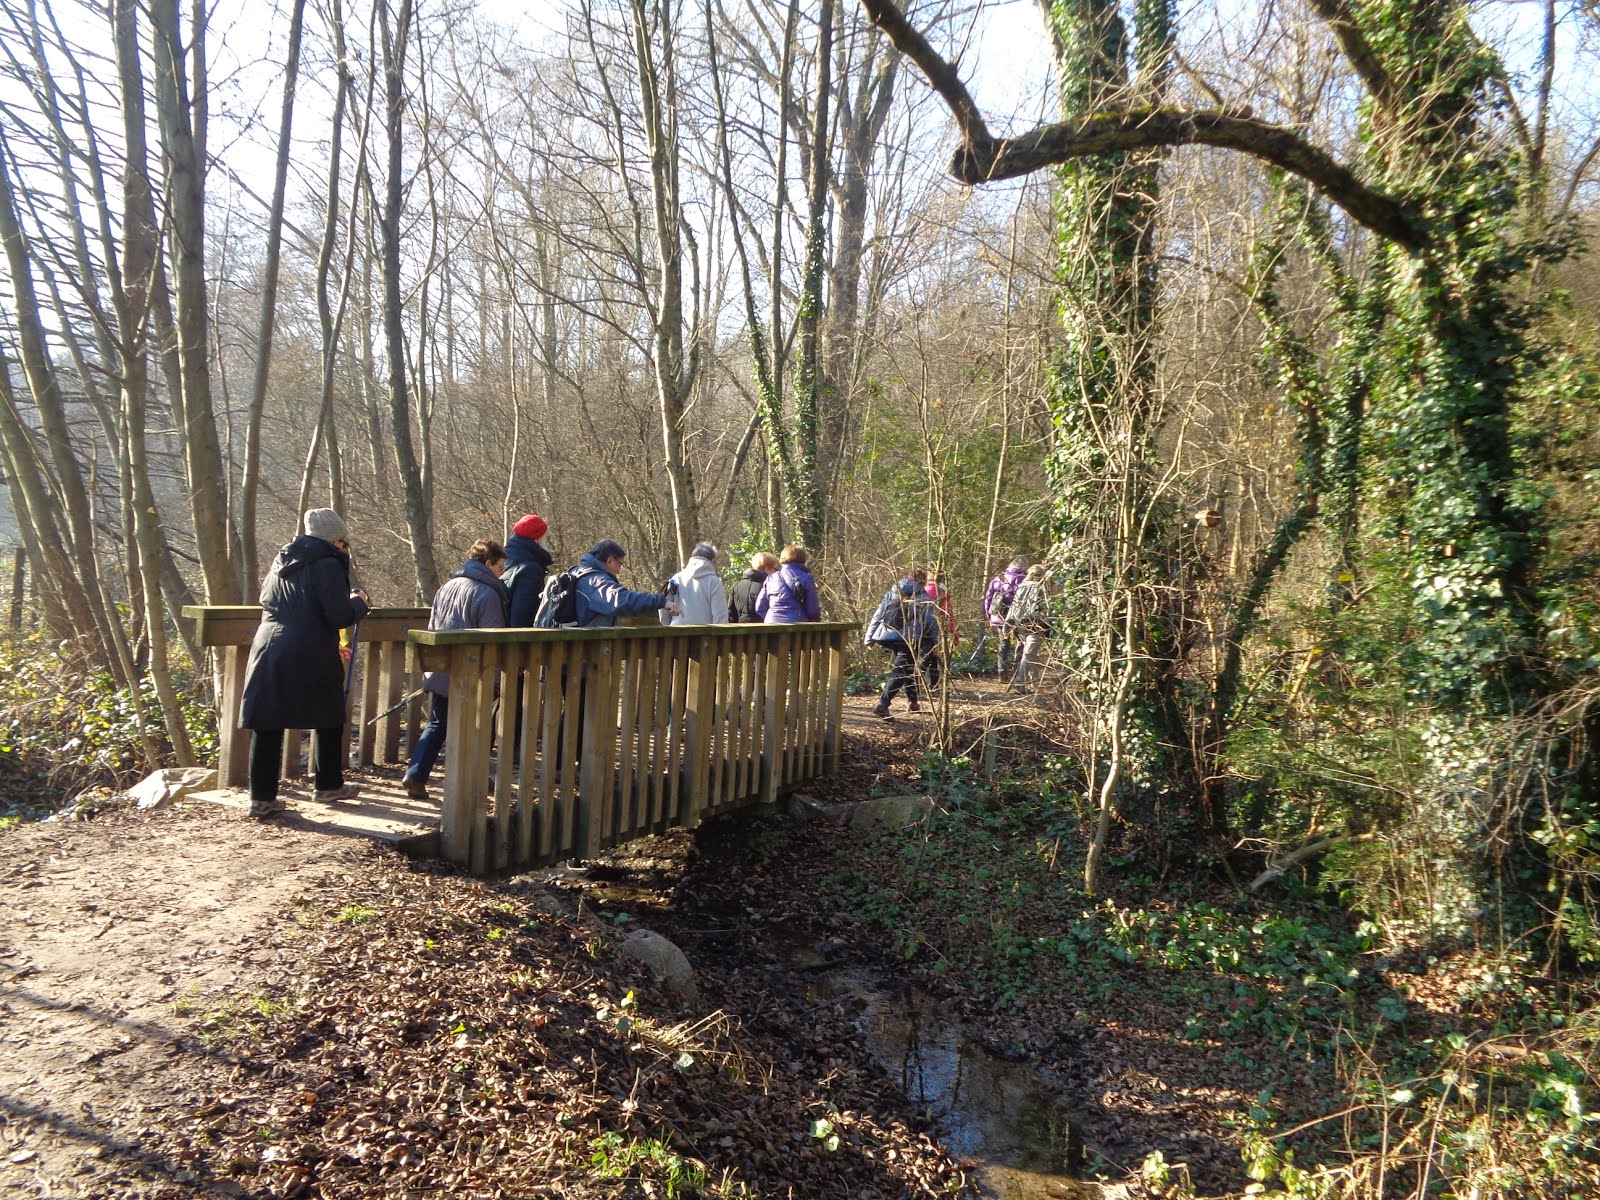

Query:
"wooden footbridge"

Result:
[[187, 608, 855, 873]]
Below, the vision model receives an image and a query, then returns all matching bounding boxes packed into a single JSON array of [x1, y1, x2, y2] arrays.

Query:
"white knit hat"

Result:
[[303, 508, 348, 544]]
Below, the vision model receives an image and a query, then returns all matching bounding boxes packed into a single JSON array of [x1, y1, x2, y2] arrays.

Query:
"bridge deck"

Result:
[[189, 776, 442, 856]]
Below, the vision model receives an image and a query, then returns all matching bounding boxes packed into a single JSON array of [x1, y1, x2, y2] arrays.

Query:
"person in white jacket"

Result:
[[662, 542, 729, 625]]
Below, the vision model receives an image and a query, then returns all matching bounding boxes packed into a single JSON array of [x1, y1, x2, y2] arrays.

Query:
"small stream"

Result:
[[804, 963, 1089, 1200], [571, 859, 1096, 1199]]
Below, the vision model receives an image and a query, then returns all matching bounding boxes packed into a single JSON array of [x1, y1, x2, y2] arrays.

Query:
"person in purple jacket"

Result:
[[756, 544, 822, 623], [984, 555, 1029, 677]]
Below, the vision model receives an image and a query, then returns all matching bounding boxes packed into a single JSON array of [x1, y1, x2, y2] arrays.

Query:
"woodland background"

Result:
[[0, 0, 1598, 1024]]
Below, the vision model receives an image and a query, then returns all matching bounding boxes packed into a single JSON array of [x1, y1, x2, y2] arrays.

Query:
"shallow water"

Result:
[[808, 969, 1087, 1200]]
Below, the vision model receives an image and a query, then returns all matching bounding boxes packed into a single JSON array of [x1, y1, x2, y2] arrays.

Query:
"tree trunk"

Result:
[[240, 0, 308, 595], [792, 0, 834, 551], [629, 0, 701, 562], [377, 0, 438, 599], [114, 0, 192, 765], [149, 0, 239, 603], [0, 138, 119, 665]]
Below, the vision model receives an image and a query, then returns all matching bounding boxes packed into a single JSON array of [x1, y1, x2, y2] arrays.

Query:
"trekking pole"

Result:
[[365, 686, 426, 726], [962, 629, 989, 671]]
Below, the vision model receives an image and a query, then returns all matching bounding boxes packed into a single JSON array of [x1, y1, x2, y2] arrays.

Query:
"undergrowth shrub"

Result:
[[0, 632, 216, 818]]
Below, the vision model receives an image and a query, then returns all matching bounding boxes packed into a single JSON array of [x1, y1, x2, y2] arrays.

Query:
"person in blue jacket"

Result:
[[552, 540, 678, 764], [573, 539, 678, 626], [866, 569, 940, 719], [403, 538, 510, 799]]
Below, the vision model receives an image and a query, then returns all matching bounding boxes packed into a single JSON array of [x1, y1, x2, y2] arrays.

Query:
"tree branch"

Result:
[[955, 109, 1421, 249], [859, 0, 1424, 252], [1302, 0, 1395, 112], [856, 0, 989, 147]]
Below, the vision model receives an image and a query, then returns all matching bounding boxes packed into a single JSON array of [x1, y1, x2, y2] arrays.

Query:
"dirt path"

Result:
[[0, 801, 365, 1198]]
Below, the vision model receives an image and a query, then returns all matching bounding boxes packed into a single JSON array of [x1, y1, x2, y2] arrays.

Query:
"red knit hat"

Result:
[[513, 513, 548, 540]]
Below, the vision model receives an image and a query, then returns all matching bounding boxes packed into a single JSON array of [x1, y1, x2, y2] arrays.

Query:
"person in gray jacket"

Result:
[[403, 539, 510, 799], [662, 542, 728, 625]]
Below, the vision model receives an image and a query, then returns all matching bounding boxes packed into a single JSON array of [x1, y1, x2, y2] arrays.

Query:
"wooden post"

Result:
[[217, 644, 252, 787], [491, 644, 518, 872], [537, 641, 566, 862], [709, 650, 730, 811], [357, 641, 381, 766], [616, 641, 640, 833], [739, 638, 758, 801], [282, 729, 304, 779], [824, 627, 846, 778], [667, 638, 692, 823], [577, 640, 614, 858], [377, 641, 405, 763], [683, 634, 716, 828], [517, 642, 547, 867], [761, 633, 789, 804], [439, 644, 488, 867], [557, 644, 583, 857], [645, 639, 666, 831], [469, 645, 500, 874]]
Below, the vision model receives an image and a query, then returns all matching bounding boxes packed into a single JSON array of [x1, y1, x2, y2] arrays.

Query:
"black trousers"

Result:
[[879, 643, 935, 707], [250, 727, 345, 804]]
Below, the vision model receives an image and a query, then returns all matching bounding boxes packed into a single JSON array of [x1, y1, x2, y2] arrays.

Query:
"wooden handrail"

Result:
[[411, 619, 860, 646], [411, 622, 856, 871], [186, 606, 433, 787], [187, 607, 857, 872]]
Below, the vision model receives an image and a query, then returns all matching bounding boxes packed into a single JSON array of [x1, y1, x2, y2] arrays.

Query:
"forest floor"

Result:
[[0, 680, 1110, 1200], [4, 679, 1587, 1199]]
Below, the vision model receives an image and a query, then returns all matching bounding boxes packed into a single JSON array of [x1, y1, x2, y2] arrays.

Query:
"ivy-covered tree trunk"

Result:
[[1040, 0, 1187, 892], [792, 0, 834, 551]]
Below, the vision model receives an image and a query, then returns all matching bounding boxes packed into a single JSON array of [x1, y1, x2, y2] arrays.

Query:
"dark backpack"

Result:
[[783, 569, 807, 609], [534, 566, 594, 628], [989, 576, 1016, 621]]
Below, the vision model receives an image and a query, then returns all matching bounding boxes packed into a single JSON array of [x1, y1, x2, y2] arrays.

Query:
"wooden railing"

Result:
[[187, 608, 855, 873], [186, 606, 431, 787], [411, 622, 854, 872]]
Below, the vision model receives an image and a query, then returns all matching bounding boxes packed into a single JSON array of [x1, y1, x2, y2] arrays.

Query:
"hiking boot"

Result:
[[870, 702, 890, 719], [315, 783, 361, 804], [907, 699, 920, 713], [403, 775, 429, 800], [248, 797, 289, 819]]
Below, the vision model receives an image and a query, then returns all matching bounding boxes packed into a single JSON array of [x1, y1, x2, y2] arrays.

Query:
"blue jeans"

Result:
[[405, 693, 449, 783]]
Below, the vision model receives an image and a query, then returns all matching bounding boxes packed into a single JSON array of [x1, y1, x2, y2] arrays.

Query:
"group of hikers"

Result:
[[235, 508, 1050, 819], [863, 556, 1050, 718]]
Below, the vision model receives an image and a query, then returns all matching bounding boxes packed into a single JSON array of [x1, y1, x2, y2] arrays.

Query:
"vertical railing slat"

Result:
[[616, 640, 640, 835], [492, 644, 517, 872], [219, 645, 251, 788], [537, 640, 566, 864], [439, 644, 485, 865], [516, 642, 545, 869]]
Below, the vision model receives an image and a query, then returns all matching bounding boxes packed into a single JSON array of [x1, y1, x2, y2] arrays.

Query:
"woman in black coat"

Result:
[[240, 509, 370, 817]]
